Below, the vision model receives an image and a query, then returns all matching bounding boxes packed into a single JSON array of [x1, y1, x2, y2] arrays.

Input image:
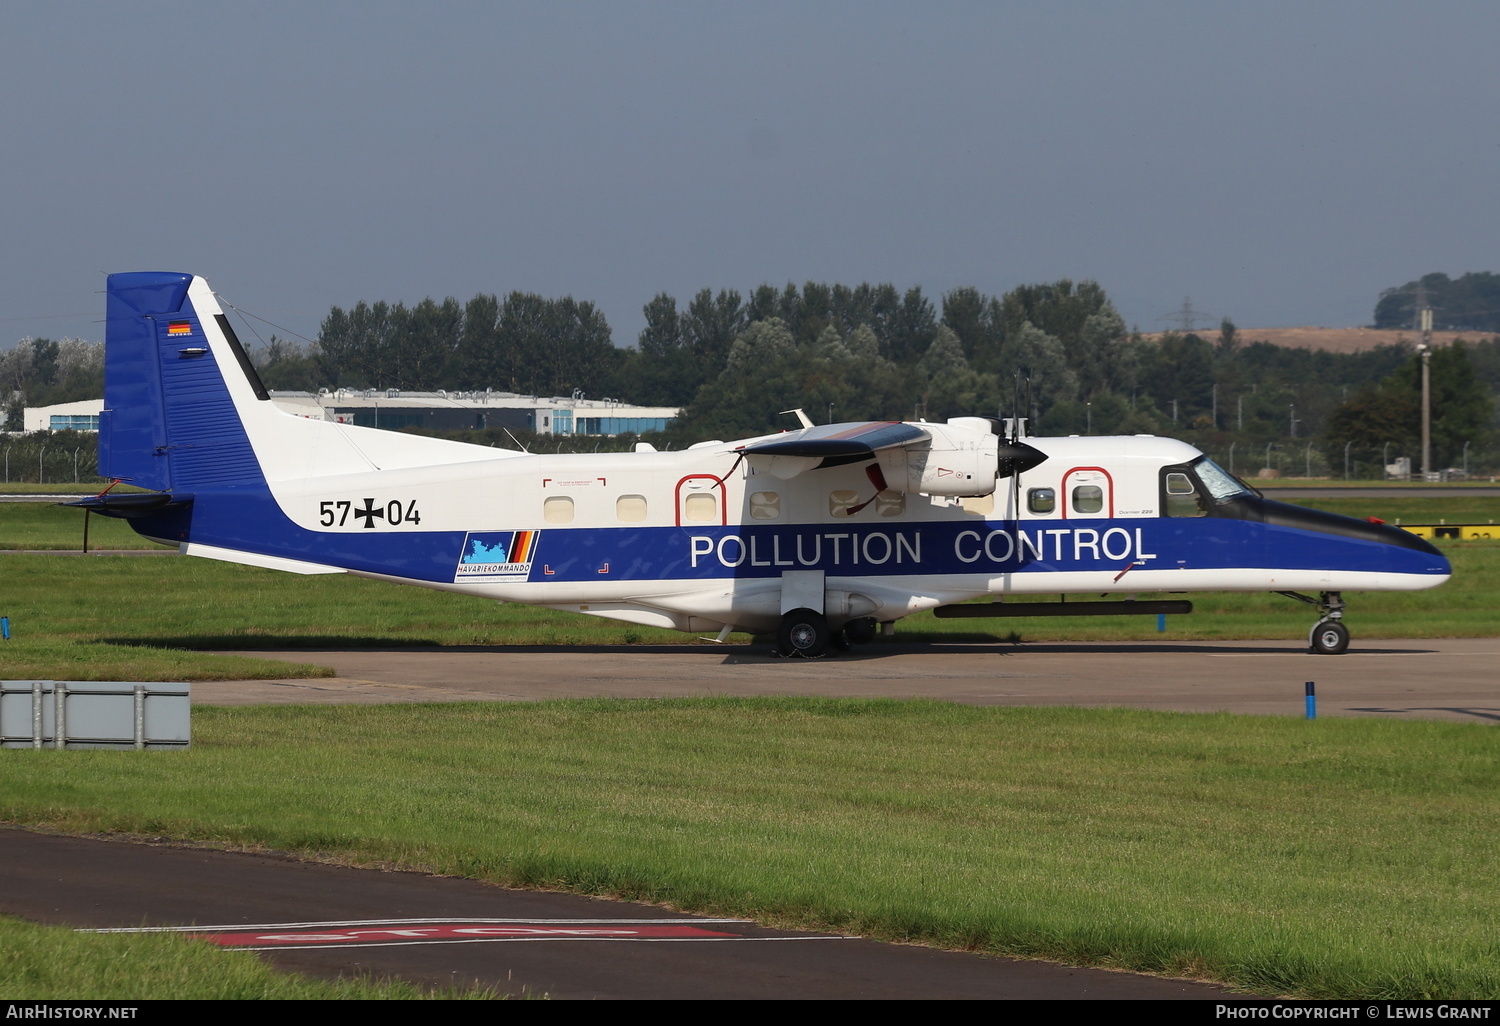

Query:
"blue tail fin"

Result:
[[101, 272, 268, 492]]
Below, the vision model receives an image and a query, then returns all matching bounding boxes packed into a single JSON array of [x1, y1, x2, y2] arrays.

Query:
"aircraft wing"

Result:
[[739, 418, 1040, 496], [740, 422, 929, 469]]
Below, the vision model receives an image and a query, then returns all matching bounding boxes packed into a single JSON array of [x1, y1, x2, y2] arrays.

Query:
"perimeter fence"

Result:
[[0, 431, 103, 485]]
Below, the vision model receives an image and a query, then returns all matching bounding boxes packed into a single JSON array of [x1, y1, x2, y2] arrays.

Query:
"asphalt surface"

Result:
[[1, 829, 1235, 1000], [202, 637, 1500, 724]]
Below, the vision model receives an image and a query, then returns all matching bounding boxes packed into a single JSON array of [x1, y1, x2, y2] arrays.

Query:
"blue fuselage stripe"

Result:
[[133, 486, 1451, 584]]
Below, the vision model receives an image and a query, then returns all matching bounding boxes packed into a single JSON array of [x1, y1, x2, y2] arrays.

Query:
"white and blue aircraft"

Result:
[[75, 272, 1451, 657]]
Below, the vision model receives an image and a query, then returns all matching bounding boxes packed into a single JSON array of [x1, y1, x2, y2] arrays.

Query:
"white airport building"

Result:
[[23, 391, 679, 437]]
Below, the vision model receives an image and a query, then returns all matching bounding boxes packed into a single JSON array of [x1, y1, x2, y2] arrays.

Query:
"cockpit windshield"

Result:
[[1192, 457, 1256, 503]]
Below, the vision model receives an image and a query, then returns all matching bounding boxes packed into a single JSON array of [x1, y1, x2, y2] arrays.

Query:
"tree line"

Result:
[[1375, 271, 1500, 333], [1, 338, 103, 431], [257, 279, 1146, 430], [264, 275, 1496, 475], [4, 276, 1497, 478]]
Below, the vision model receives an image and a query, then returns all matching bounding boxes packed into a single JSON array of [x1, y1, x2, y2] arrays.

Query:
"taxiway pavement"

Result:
[[201, 638, 1500, 724]]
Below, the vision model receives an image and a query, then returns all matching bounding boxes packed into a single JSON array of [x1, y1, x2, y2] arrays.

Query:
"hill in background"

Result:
[[1142, 327, 1492, 354]]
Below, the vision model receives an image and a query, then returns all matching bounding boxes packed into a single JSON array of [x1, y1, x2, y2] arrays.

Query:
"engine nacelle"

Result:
[[876, 420, 1000, 497]]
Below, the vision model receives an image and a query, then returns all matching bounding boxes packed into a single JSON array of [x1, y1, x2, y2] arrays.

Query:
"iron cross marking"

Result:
[[352, 498, 385, 529]]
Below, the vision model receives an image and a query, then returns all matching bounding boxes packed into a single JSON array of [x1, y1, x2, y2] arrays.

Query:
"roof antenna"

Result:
[[1023, 374, 1033, 439], [1008, 371, 1022, 442]]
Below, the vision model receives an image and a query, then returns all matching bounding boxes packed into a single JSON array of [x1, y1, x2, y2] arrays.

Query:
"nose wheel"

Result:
[[1310, 618, 1350, 655], [1280, 590, 1350, 655]]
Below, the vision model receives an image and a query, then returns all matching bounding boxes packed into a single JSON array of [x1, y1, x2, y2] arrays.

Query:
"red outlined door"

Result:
[[1061, 466, 1114, 519], [675, 474, 727, 526]]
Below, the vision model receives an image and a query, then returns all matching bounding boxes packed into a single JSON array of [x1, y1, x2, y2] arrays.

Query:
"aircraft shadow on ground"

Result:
[[100, 635, 452, 651], [1348, 706, 1500, 722]]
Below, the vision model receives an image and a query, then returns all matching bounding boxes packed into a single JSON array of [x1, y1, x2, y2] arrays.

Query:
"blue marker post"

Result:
[[1305, 681, 1316, 720], [1, 617, 9, 640], [1156, 613, 1166, 633]]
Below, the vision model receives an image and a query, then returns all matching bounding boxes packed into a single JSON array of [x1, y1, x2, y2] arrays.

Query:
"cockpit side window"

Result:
[[1161, 467, 1207, 518]]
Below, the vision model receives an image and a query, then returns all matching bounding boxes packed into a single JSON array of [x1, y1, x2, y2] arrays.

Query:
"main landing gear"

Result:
[[1278, 591, 1349, 655], [778, 608, 830, 658], [775, 611, 881, 658]]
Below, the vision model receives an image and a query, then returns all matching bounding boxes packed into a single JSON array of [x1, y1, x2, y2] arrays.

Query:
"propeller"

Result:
[[998, 437, 1046, 522], [996, 372, 1046, 519]]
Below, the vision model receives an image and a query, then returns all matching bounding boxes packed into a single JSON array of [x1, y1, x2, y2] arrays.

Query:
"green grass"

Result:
[[0, 483, 107, 495], [0, 482, 151, 496], [0, 552, 710, 681], [1260, 479, 1499, 489], [0, 502, 171, 550], [0, 913, 500, 999], [2, 699, 1495, 998], [1287, 495, 1499, 526], [0, 639, 333, 683]]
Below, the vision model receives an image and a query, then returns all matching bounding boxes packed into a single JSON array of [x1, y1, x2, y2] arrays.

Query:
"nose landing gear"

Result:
[[1310, 616, 1349, 656], [1278, 590, 1349, 655]]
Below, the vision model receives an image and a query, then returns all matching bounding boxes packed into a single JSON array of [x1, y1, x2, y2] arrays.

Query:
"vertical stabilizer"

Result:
[[100, 272, 267, 491]]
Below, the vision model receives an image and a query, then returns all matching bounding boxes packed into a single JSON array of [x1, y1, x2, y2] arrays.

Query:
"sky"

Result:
[[2, 1, 1497, 352]]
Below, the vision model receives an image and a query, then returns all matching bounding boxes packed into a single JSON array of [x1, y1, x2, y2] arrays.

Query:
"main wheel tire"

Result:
[[843, 617, 878, 645], [778, 608, 831, 658], [1310, 619, 1350, 655]]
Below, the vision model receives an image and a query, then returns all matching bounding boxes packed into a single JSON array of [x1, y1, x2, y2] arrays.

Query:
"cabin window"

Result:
[[684, 492, 718, 522], [1072, 485, 1104, 515], [750, 491, 781, 520], [1027, 487, 1056, 514], [960, 493, 993, 516], [543, 496, 575, 524], [1163, 470, 1207, 518], [616, 494, 648, 523], [829, 490, 860, 517], [877, 490, 907, 517]]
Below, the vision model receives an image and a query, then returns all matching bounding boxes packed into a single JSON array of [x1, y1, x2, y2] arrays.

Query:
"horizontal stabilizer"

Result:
[[62, 492, 194, 519]]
